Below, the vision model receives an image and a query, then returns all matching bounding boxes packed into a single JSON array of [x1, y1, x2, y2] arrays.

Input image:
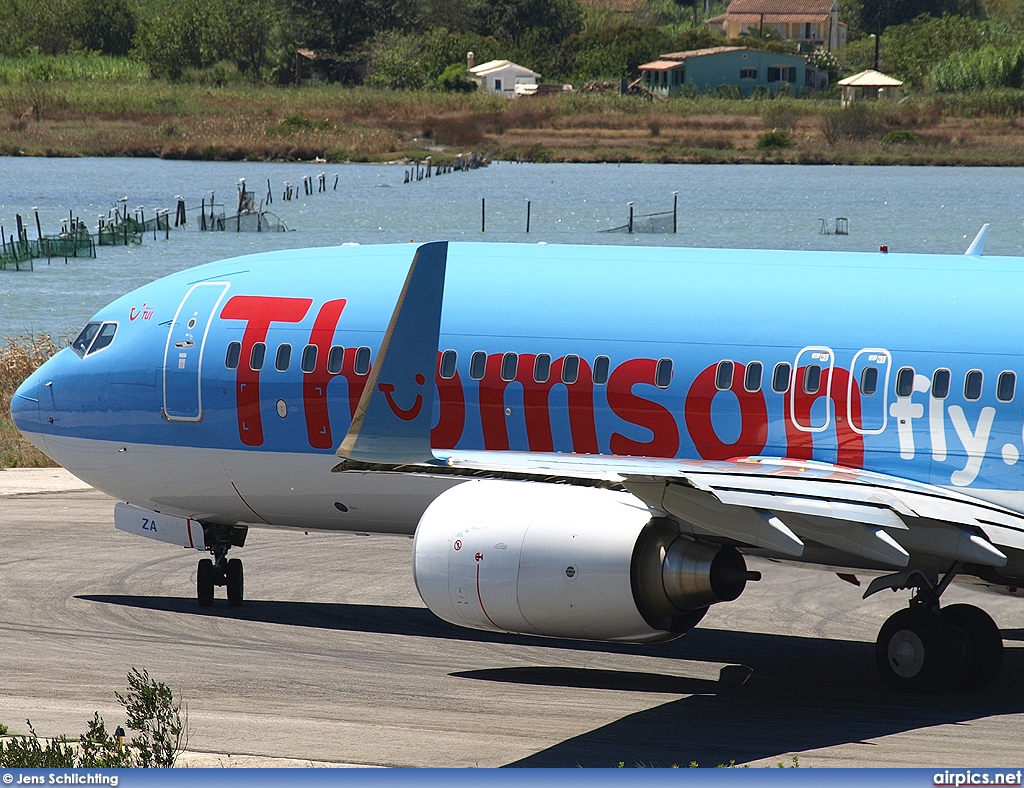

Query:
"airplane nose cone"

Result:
[[10, 365, 45, 441]]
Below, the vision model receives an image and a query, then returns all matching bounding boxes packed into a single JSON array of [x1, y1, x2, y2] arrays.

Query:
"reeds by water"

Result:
[[0, 336, 59, 468]]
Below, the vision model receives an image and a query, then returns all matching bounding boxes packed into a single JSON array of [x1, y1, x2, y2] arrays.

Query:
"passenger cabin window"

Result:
[[932, 368, 950, 399], [354, 346, 371, 376], [250, 342, 266, 371], [860, 366, 878, 396], [998, 371, 1016, 402], [275, 344, 291, 372], [300, 345, 317, 373], [895, 367, 915, 397], [802, 364, 822, 395], [327, 346, 345, 375], [655, 358, 673, 389], [593, 356, 610, 385], [439, 350, 457, 380], [534, 353, 551, 383], [469, 351, 486, 381], [772, 362, 791, 393], [71, 321, 118, 358], [964, 370, 983, 401], [744, 361, 763, 392], [225, 341, 241, 370], [500, 352, 518, 382], [561, 355, 580, 385], [716, 361, 734, 391]]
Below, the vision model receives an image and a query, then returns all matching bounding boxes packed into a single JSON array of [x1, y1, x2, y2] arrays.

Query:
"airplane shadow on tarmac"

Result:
[[79, 595, 1024, 767]]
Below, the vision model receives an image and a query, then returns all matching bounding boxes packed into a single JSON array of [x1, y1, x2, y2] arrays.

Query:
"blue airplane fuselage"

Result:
[[12, 241, 1024, 530]]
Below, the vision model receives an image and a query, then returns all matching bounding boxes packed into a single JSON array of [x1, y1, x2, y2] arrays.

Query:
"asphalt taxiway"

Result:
[[2, 469, 1024, 767]]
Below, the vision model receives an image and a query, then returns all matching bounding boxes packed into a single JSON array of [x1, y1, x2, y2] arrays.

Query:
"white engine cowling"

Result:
[[413, 479, 758, 643]]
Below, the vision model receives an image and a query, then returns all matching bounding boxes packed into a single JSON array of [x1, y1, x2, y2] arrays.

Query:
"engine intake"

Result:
[[413, 479, 758, 643]]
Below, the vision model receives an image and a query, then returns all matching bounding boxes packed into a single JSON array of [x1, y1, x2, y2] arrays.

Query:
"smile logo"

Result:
[[379, 374, 426, 421]]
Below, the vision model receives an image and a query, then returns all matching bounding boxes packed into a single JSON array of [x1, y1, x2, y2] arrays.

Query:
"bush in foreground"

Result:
[[0, 669, 187, 767], [755, 129, 794, 149]]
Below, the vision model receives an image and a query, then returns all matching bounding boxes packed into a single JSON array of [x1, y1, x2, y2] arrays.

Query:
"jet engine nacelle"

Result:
[[413, 479, 758, 643]]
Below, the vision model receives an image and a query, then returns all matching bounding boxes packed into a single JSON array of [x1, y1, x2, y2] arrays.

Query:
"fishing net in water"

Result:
[[603, 208, 676, 234]]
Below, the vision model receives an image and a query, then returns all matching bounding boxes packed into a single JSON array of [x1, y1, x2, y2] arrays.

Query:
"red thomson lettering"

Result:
[[478, 353, 599, 453], [784, 366, 864, 467], [684, 362, 768, 460], [607, 358, 680, 457], [432, 352, 465, 449], [220, 295, 312, 446], [303, 299, 348, 449]]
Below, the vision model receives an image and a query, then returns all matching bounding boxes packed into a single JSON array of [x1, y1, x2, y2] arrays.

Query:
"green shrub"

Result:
[[931, 43, 1024, 92], [0, 669, 186, 768], [755, 129, 794, 149], [436, 62, 476, 92], [882, 129, 920, 145]]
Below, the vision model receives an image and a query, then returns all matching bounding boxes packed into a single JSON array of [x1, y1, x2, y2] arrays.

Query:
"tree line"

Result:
[[1, 0, 1024, 91]]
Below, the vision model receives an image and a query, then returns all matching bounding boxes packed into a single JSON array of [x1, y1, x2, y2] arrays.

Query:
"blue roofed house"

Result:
[[639, 46, 808, 97]]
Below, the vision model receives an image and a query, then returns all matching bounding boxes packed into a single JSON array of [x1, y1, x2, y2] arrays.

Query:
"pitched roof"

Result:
[[469, 60, 540, 77], [638, 60, 687, 71], [837, 69, 904, 87], [725, 0, 835, 13], [660, 45, 747, 61], [727, 11, 830, 22]]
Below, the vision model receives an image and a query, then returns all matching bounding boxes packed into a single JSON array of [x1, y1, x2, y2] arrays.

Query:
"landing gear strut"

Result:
[[195, 524, 247, 608], [875, 563, 1002, 692]]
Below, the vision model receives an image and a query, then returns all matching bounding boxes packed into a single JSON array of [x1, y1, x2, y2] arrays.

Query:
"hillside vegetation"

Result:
[[2, 0, 1024, 164]]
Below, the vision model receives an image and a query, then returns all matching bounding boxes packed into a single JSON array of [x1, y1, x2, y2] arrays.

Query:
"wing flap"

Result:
[[662, 484, 805, 557], [779, 512, 910, 568]]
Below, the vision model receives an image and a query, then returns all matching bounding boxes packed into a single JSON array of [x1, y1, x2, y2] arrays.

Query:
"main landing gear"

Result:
[[195, 523, 248, 607], [875, 564, 1003, 693]]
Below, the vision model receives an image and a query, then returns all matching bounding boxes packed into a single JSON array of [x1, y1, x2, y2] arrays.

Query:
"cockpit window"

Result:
[[72, 323, 100, 357], [71, 321, 117, 358], [90, 323, 117, 354]]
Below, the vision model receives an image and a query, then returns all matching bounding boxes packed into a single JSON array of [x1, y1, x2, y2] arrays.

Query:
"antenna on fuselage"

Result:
[[965, 223, 990, 256]]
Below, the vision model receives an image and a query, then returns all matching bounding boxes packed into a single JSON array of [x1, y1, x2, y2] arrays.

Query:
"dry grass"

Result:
[[0, 335, 59, 468], [3, 82, 1024, 163]]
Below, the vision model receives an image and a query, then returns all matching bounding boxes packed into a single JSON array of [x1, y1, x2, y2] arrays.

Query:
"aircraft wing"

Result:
[[335, 241, 1024, 583], [337, 448, 1024, 573]]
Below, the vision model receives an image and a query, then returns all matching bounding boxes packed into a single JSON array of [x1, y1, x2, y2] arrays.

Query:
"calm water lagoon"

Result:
[[1, 158, 1023, 338]]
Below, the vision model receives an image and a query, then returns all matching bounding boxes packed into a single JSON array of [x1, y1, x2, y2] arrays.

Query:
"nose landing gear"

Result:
[[197, 551, 244, 608], [875, 564, 1003, 693], [195, 524, 248, 608]]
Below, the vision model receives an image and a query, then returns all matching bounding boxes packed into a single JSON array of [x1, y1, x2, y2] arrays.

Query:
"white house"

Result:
[[468, 58, 540, 98]]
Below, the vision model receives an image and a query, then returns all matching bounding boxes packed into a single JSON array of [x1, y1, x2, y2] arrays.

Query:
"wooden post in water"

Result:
[[481, 197, 485, 233], [628, 202, 634, 234], [672, 191, 678, 234], [526, 200, 531, 233], [200, 198, 206, 231]]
